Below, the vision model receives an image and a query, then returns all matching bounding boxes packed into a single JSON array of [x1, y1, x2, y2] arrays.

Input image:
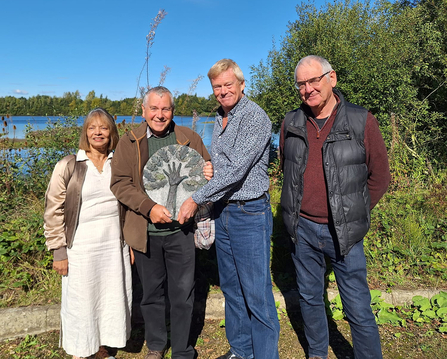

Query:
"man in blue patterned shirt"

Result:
[[178, 59, 280, 359]]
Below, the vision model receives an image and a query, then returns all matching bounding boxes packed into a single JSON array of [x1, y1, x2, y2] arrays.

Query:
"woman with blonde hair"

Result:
[[44, 108, 132, 359]]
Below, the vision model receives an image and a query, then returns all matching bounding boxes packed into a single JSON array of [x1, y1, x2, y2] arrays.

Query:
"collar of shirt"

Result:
[[146, 123, 172, 138], [301, 92, 341, 122], [76, 149, 113, 162], [216, 95, 248, 125]]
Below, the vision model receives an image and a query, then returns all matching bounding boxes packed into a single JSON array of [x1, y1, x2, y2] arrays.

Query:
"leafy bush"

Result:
[[0, 118, 79, 306], [364, 169, 447, 287], [327, 290, 447, 333]]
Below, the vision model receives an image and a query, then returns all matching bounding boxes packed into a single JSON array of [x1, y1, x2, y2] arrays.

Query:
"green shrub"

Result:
[[0, 118, 79, 306], [364, 169, 447, 287]]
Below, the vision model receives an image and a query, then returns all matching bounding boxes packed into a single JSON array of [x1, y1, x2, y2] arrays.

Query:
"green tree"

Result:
[[0, 92, 219, 118], [250, 0, 447, 167], [83, 90, 96, 113]]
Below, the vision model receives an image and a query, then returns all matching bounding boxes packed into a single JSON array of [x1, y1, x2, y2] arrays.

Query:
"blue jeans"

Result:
[[214, 194, 280, 359], [291, 216, 382, 359]]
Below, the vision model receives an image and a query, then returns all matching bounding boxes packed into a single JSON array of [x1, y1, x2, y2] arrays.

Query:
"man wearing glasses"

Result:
[[280, 55, 390, 359], [111, 86, 212, 359]]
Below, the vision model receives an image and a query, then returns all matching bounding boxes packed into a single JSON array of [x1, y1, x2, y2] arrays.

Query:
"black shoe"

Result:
[[216, 351, 240, 359]]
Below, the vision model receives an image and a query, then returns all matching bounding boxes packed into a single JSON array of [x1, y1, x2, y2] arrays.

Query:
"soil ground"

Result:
[[1, 311, 446, 359]]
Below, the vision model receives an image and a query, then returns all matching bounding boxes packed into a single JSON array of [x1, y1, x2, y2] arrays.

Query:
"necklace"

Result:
[[87, 152, 108, 173]]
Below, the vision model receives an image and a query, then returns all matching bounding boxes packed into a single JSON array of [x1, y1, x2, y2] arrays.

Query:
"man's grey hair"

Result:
[[294, 55, 334, 82], [143, 86, 175, 111]]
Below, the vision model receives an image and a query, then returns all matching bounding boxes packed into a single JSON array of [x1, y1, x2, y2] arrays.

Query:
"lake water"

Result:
[[1, 115, 279, 148]]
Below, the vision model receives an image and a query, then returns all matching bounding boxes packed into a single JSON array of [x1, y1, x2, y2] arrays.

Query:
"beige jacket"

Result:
[[110, 121, 210, 253], [43, 152, 88, 261]]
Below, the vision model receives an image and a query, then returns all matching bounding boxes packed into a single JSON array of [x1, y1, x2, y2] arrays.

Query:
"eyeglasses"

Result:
[[295, 71, 331, 90]]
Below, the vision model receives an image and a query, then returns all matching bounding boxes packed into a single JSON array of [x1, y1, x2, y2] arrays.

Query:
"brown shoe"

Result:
[[144, 349, 165, 359]]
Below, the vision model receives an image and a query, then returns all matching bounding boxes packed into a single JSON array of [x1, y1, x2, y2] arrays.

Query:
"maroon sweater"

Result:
[[280, 96, 390, 224]]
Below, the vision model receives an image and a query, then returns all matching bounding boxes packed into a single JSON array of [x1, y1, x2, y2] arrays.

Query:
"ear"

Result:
[[329, 71, 337, 88], [141, 104, 146, 117], [240, 80, 246, 92]]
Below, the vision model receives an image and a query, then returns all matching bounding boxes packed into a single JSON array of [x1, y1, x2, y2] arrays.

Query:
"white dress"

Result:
[[60, 150, 132, 358]]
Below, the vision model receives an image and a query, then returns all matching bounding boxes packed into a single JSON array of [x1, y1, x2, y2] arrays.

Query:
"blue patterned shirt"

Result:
[[192, 96, 271, 204]]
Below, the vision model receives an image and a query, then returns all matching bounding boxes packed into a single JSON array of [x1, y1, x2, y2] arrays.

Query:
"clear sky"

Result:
[[1, 0, 320, 101]]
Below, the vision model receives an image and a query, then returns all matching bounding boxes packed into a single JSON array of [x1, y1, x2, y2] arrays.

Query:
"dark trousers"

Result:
[[133, 228, 195, 359]]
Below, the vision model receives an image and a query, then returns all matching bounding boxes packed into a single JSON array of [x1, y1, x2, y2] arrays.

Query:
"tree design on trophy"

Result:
[[143, 144, 208, 220]]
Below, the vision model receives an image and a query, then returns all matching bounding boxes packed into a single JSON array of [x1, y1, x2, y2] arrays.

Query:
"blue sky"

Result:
[[1, 0, 318, 100]]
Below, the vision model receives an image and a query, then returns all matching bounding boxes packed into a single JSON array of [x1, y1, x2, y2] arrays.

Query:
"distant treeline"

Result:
[[0, 90, 220, 117]]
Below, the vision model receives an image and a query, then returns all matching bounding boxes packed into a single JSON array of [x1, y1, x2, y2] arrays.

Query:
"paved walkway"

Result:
[[0, 288, 443, 342]]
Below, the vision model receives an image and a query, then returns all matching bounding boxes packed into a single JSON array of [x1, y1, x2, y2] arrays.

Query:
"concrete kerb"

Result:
[[0, 288, 443, 342]]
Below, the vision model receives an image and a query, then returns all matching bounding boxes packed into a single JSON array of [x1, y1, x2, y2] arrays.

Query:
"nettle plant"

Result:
[[327, 290, 447, 333]]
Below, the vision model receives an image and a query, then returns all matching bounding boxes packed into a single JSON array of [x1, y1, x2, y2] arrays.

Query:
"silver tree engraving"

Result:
[[143, 145, 207, 219], [163, 162, 187, 216]]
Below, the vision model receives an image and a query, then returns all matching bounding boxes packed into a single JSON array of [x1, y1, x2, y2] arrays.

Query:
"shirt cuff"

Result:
[[53, 247, 67, 261]]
